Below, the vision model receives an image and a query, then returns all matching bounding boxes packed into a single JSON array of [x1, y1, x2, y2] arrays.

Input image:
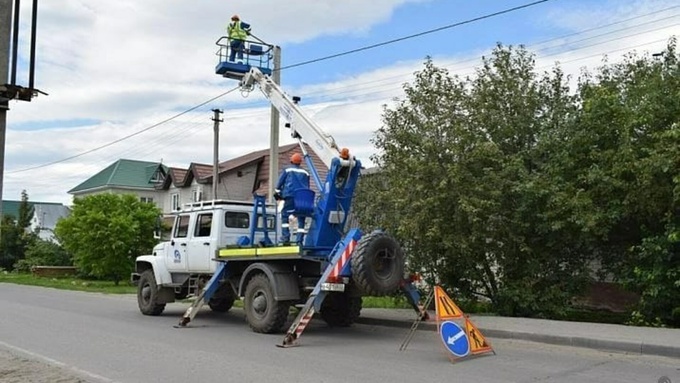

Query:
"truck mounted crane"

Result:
[[132, 36, 424, 347]]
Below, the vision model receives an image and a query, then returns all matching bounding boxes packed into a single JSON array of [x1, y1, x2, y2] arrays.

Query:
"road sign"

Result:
[[434, 286, 464, 320], [439, 321, 470, 358], [464, 317, 493, 354]]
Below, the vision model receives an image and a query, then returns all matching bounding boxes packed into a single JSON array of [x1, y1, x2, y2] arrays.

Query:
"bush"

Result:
[[14, 239, 72, 273]]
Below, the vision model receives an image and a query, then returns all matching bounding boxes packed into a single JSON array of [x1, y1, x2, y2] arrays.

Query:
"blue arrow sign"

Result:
[[439, 321, 470, 358]]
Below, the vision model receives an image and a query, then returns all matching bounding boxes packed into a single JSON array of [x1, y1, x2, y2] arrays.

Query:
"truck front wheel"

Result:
[[244, 274, 290, 333], [137, 270, 165, 316]]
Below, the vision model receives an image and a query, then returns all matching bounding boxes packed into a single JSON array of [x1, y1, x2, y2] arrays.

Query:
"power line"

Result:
[[51, 34, 671, 175], [297, 8, 680, 100], [278, 0, 553, 71], [202, 15, 679, 118], [9, 86, 240, 173], [305, 20, 680, 102], [13, 1, 677, 173], [12, 2, 554, 173], [528, 4, 679, 48], [216, 34, 676, 121], [221, 7, 679, 106]]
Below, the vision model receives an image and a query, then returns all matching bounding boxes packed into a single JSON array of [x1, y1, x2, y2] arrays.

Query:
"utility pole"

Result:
[[211, 109, 223, 201], [0, 0, 42, 225], [267, 45, 281, 204], [0, 0, 13, 223]]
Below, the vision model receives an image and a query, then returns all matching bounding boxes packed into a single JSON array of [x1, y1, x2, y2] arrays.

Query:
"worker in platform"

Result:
[[227, 14, 251, 62], [275, 153, 310, 244]]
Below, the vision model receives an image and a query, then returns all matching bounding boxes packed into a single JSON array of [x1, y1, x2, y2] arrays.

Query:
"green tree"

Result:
[[55, 194, 160, 284], [565, 40, 680, 326], [361, 40, 679, 325], [18, 190, 34, 230], [365, 45, 587, 317], [0, 190, 36, 270], [0, 216, 23, 270]]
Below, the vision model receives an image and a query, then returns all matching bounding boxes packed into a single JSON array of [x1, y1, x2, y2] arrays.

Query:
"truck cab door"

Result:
[[166, 214, 191, 271], [186, 212, 215, 272]]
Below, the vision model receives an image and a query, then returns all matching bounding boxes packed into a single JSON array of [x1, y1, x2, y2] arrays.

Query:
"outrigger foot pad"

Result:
[[277, 334, 299, 348]]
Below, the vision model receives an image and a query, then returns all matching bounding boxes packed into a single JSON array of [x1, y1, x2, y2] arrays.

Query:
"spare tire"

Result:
[[351, 231, 405, 296]]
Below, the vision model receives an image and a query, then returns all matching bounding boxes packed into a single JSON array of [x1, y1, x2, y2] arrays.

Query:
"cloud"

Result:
[[543, 0, 679, 32], [9, 0, 428, 122]]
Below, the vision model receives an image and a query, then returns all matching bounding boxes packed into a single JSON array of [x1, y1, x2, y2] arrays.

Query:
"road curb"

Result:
[[354, 316, 680, 359]]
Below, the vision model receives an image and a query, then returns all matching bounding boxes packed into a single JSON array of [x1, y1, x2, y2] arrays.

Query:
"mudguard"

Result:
[[238, 262, 300, 301], [135, 255, 173, 286]]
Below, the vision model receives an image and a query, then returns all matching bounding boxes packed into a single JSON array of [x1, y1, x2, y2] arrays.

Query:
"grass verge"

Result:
[[0, 272, 136, 294], [1, 272, 419, 309]]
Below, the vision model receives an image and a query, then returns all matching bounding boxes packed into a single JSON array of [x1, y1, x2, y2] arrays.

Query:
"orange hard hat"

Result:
[[339, 147, 350, 160], [231, 14, 240, 20], [290, 153, 303, 165]]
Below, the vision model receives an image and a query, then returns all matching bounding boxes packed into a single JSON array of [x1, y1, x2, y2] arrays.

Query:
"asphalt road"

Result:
[[0, 284, 678, 383]]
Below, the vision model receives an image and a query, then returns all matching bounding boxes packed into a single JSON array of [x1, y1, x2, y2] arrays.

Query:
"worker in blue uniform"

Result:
[[275, 153, 310, 244], [227, 14, 251, 62]]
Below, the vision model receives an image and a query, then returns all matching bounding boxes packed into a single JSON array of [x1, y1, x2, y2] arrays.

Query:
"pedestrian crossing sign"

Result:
[[464, 316, 494, 354], [434, 286, 464, 320]]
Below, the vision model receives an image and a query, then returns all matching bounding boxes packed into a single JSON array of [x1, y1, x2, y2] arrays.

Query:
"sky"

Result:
[[2, 0, 679, 205]]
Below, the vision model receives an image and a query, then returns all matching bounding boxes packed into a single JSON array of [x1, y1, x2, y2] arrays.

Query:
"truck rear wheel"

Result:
[[351, 231, 405, 296], [320, 292, 362, 327], [244, 274, 290, 333], [209, 283, 236, 313], [137, 270, 165, 316]]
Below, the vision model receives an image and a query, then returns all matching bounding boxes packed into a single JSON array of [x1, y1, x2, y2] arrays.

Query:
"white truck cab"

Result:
[[132, 200, 278, 315]]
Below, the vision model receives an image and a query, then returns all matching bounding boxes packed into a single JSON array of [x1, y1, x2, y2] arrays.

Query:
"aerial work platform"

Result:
[[215, 36, 274, 80]]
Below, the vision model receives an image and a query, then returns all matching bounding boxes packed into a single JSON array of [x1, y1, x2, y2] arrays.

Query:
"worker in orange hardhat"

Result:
[[227, 14, 251, 62], [274, 153, 310, 244]]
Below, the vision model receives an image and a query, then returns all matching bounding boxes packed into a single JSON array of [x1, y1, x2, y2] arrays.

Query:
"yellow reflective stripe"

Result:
[[256, 246, 300, 256], [218, 246, 300, 258], [218, 248, 257, 257]]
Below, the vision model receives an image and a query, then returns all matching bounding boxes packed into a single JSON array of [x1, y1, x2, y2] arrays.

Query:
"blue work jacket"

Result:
[[276, 165, 310, 198]]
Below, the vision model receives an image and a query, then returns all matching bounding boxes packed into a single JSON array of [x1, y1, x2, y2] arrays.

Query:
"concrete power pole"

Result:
[[211, 109, 223, 200], [0, 0, 13, 222], [267, 46, 281, 204]]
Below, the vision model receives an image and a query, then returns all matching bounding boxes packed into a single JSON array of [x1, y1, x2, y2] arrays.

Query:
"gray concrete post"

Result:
[[267, 46, 281, 204], [0, 0, 15, 221]]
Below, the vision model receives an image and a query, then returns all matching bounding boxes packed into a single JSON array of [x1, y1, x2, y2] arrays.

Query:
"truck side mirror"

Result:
[[153, 216, 162, 240]]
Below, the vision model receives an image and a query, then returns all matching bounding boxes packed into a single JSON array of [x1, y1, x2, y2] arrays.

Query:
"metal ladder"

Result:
[[278, 229, 362, 347], [249, 194, 273, 246], [399, 289, 434, 351], [176, 261, 229, 327]]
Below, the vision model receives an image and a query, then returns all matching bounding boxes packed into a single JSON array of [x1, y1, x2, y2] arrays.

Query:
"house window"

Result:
[[150, 167, 165, 183], [225, 211, 249, 229], [173, 215, 191, 238], [171, 193, 180, 211], [140, 197, 153, 204], [194, 213, 213, 237], [192, 188, 203, 202]]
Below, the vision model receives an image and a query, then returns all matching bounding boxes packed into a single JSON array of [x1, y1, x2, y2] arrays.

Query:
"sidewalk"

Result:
[[356, 308, 680, 358]]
